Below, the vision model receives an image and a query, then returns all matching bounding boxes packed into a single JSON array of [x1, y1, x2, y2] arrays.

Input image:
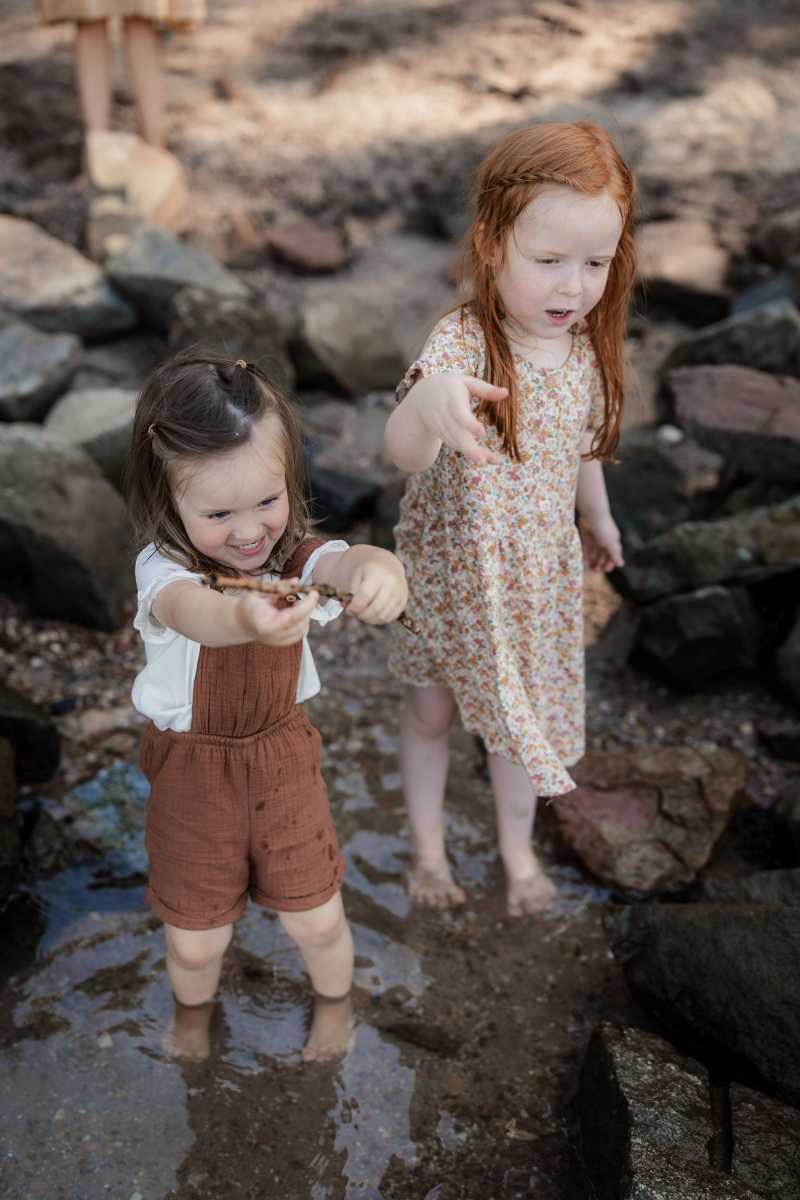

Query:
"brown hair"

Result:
[[125, 350, 311, 576], [466, 120, 636, 461]]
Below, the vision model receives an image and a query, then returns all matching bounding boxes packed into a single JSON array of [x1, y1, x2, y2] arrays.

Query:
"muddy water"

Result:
[[0, 622, 629, 1200]]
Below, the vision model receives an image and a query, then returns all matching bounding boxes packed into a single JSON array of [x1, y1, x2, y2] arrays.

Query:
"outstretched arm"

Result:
[[151, 579, 318, 648], [311, 545, 408, 625], [384, 374, 507, 473]]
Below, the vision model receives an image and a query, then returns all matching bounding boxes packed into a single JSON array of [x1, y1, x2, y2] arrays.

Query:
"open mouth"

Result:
[[230, 537, 266, 557], [546, 308, 573, 318]]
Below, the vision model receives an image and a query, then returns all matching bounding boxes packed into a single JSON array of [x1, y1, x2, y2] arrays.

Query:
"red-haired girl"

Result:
[[384, 121, 635, 917]]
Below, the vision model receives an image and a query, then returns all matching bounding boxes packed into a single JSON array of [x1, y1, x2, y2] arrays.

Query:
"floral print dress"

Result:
[[390, 308, 604, 796]]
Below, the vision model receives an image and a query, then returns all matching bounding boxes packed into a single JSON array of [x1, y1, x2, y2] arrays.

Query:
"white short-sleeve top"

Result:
[[131, 539, 348, 732]]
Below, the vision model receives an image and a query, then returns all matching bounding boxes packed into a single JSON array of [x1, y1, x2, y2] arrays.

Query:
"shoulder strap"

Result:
[[281, 537, 326, 580]]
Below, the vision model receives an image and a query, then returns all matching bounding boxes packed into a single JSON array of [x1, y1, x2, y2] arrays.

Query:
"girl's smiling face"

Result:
[[173, 412, 290, 573], [496, 184, 623, 345]]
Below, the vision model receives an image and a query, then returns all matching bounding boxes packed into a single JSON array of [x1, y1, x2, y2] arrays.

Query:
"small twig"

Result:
[[206, 573, 419, 635]]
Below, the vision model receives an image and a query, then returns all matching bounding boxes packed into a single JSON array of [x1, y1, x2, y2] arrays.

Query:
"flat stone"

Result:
[[700, 868, 800, 906], [44, 387, 137, 491], [615, 497, 800, 604], [633, 585, 760, 687], [605, 901, 800, 1107], [660, 300, 800, 380], [554, 746, 746, 894], [105, 225, 247, 330], [664, 365, 800, 483], [0, 424, 132, 630], [266, 220, 349, 274], [0, 215, 136, 341], [0, 322, 82, 422], [0, 680, 59, 785], [636, 217, 730, 325]]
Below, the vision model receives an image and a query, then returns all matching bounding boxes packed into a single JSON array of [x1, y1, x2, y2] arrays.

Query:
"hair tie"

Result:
[[235, 358, 248, 370], [147, 423, 157, 438]]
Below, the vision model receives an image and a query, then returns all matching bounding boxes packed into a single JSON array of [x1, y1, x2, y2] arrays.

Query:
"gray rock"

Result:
[[296, 234, 457, 394], [578, 1024, 752, 1200], [752, 207, 800, 266], [606, 425, 722, 547], [0, 737, 19, 899], [700, 868, 800, 907], [44, 387, 137, 491], [72, 334, 164, 392], [553, 747, 746, 894], [0, 323, 82, 422], [636, 217, 730, 326], [169, 287, 295, 392], [0, 680, 59, 785], [308, 462, 381, 533], [660, 301, 800, 380], [664, 365, 800, 483], [615, 498, 800, 605], [105, 225, 247, 330], [579, 1023, 800, 1200], [634, 585, 760, 686], [0, 425, 132, 630], [774, 611, 800, 708], [732, 272, 795, 316], [605, 901, 800, 1107], [0, 216, 136, 340]]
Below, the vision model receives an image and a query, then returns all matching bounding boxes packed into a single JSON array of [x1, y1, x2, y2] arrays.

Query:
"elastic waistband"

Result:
[[146, 705, 308, 750]]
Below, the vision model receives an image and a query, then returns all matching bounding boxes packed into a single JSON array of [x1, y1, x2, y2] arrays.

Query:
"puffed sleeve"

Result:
[[396, 308, 484, 404]]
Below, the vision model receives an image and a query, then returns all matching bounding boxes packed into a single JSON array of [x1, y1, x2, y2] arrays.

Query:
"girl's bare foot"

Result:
[[506, 870, 558, 918], [407, 861, 466, 909], [162, 997, 216, 1060], [303, 991, 355, 1064]]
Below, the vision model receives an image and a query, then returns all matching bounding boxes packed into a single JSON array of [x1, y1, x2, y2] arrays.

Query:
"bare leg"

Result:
[[487, 752, 557, 917], [401, 684, 465, 908], [75, 20, 113, 134], [279, 894, 355, 1063], [161, 922, 232, 1058], [123, 16, 166, 146]]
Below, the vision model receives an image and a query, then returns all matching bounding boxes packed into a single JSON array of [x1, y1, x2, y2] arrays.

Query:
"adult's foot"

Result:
[[302, 991, 355, 1064], [407, 861, 466, 909]]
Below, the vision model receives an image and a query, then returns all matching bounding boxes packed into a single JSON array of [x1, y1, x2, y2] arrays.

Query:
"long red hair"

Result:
[[466, 121, 636, 461]]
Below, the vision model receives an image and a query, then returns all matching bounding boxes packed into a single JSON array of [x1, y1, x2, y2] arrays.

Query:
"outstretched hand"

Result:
[[236, 587, 318, 647], [413, 374, 508, 465]]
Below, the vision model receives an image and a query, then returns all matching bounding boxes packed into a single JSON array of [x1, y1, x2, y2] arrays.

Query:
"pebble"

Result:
[[97, 1032, 113, 1049]]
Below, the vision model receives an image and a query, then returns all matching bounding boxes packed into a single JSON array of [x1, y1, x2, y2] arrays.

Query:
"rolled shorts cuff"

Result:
[[144, 885, 247, 931], [250, 853, 346, 914]]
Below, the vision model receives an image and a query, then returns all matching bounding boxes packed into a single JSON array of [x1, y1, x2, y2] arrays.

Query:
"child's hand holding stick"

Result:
[[207, 574, 419, 635]]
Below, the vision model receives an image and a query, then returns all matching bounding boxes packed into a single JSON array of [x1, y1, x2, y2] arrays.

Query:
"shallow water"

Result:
[[0, 623, 622, 1200]]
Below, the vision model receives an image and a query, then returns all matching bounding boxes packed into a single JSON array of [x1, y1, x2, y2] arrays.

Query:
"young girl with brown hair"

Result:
[[127, 351, 407, 1061], [384, 121, 636, 917]]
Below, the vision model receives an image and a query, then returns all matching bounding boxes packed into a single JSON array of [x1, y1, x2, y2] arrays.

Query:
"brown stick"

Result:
[[206, 573, 419, 635]]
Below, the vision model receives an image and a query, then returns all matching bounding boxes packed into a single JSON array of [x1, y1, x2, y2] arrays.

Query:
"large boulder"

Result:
[[295, 234, 457, 394], [633, 586, 761, 687], [614, 498, 800, 605], [659, 300, 800, 380], [579, 1023, 800, 1200], [168, 287, 295, 392], [44, 387, 137, 492], [0, 216, 136, 340], [0, 323, 82, 422], [605, 900, 800, 1107], [105, 225, 247, 330], [0, 425, 132, 629], [552, 747, 746, 894], [662, 364, 800, 482], [636, 217, 730, 326], [0, 680, 59, 789]]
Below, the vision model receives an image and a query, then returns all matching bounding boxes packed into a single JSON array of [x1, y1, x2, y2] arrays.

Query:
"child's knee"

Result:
[[279, 896, 347, 950], [165, 923, 232, 972], [405, 686, 456, 739]]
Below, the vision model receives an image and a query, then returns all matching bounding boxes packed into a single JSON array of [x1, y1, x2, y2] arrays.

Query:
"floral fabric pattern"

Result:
[[390, 308, 602, 796]]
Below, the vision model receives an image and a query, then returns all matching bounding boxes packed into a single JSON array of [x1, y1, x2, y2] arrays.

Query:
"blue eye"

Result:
[[258, 497, 276, 508], [208, 511, 229, 520], [587, 260, 608, 269]]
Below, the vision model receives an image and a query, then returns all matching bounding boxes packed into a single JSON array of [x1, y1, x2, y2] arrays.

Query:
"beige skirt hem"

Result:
[[38, 0, 205, 24]]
